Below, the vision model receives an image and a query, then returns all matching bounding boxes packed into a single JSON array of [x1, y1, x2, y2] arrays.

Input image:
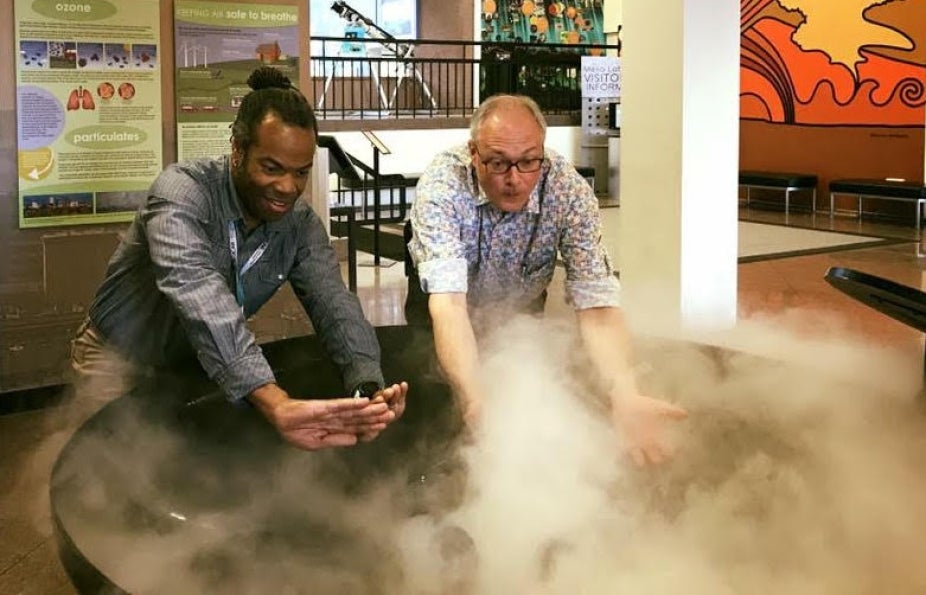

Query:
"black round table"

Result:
[[53, 319, 926, 593], [51, 325, 459, 594]]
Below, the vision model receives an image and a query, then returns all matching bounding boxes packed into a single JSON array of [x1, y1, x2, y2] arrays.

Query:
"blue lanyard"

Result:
[[228, 220, 269, 308], [475, 176, 546, 279]]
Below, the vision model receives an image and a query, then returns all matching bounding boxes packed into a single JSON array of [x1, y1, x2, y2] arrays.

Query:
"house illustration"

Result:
[[256, 41, 282, 63]]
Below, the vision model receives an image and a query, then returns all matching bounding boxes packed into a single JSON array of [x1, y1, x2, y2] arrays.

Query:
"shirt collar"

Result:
[[465, 146, 546, 215]]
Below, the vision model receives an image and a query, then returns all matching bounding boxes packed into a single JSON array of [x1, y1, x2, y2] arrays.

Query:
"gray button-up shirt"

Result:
[[89, 156, 383, 401]]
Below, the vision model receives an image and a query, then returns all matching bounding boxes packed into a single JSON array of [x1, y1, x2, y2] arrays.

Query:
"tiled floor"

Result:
[[0, 405, 79, 594], [2, 205, 925, 594], [737, 207, 925, 357]]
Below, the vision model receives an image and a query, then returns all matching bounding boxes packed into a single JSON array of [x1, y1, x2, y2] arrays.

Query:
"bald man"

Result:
[[407, 94, 687, 467]]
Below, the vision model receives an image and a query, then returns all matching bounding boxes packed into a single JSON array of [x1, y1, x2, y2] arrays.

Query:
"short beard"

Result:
[[230, 152, 261, 225]]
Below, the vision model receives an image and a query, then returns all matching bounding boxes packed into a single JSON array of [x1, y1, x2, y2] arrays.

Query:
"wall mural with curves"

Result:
[[740, 0, 926, 210], [741, 0, 926, 127]]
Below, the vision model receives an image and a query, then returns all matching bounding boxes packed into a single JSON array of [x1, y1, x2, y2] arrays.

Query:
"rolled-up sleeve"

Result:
[[408, 152, 472, 295], [555, 162, 621, 310]]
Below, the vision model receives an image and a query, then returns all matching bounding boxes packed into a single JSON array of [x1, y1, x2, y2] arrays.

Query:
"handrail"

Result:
[[308, 36, 619, 122], [311, 35, 620, 51]]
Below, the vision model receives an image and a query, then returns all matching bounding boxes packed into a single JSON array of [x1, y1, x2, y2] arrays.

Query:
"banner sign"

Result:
[[15, 0, 163, 228]]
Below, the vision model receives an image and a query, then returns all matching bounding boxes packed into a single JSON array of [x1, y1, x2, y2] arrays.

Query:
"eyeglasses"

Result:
[[474, 147, 545, 174]]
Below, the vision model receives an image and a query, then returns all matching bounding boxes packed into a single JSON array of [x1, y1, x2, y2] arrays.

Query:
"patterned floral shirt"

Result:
[[408, 144, 620, 312]]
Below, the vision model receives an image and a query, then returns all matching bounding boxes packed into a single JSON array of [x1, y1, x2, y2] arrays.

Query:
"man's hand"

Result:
[[456, 394, 484, 445], [429, 292, 483, 440], [249, 383, 396, 451], [461, 398, 482, 431], [358, 381, 409, 442], [612, 393, 688, 467]]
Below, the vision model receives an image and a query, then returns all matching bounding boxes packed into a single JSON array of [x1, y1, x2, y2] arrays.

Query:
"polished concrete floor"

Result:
[[2, 204, 925, 594]]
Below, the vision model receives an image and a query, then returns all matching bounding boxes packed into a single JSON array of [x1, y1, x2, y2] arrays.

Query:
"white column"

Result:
[[603, 0, 622, 33], [619, 0, 740, 331], [309, 146, 331, 236]]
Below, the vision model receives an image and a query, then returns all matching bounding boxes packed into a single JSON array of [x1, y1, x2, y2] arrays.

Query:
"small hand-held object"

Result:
[[352, 381, 380, 399]]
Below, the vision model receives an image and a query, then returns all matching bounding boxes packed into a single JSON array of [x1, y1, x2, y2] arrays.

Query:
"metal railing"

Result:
[[309, 36, 619, 121]]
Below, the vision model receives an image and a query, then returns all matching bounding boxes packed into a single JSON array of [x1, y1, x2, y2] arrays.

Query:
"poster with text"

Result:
[[581, 56, 620, 98], [174, 1, 300, 161], [15, 0, 163, 228]]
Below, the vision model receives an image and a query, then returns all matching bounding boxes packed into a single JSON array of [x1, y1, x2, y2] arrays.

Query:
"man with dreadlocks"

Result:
[[73, 66, 406, 450]]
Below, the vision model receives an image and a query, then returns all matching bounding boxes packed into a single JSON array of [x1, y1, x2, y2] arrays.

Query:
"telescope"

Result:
[[318, 0, 436, 111], [329, 0, 411, 58]]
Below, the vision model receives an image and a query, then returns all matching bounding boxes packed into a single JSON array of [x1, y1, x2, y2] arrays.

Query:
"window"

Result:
[[310, 0, 418, 77]]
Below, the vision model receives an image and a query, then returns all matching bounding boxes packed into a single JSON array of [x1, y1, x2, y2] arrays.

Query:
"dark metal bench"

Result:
[[739, 170, 818, 214], [828, 179, 926, 232]]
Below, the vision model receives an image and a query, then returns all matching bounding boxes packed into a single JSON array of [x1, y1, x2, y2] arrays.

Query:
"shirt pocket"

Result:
[[522, 245, 557, 280], [518, 258, 554, 304], [248, 261, 287, 305]]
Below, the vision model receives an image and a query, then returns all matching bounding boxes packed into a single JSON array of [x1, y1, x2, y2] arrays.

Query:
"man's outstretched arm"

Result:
[[576, 306, 688, 467], [429, 292, 484, 429]]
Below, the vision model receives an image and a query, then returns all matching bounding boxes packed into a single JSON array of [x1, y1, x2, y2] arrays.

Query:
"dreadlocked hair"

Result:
[[231, 66, 317, 151]]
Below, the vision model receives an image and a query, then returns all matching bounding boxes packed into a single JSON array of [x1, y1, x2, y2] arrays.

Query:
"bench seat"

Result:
[[739, 170, 818, 214], [828, 178, 926, 232]]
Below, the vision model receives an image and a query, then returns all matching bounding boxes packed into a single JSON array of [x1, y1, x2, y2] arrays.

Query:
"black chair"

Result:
[[404, 219, 431, 326]]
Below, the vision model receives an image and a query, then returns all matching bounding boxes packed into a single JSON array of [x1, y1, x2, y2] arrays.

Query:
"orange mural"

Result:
[[741, 0, 926, 127]]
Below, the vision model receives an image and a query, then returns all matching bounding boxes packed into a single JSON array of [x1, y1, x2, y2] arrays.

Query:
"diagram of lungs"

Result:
[[81, 87, 95, 110], [66, 86, 96, 111], [66, 88, 80, 111]]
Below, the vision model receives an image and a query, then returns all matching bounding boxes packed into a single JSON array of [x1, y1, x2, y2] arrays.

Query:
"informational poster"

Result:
[[14, 0, 163, 228], [581, 56, 620, 98], [174, 1, 300, 161]]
